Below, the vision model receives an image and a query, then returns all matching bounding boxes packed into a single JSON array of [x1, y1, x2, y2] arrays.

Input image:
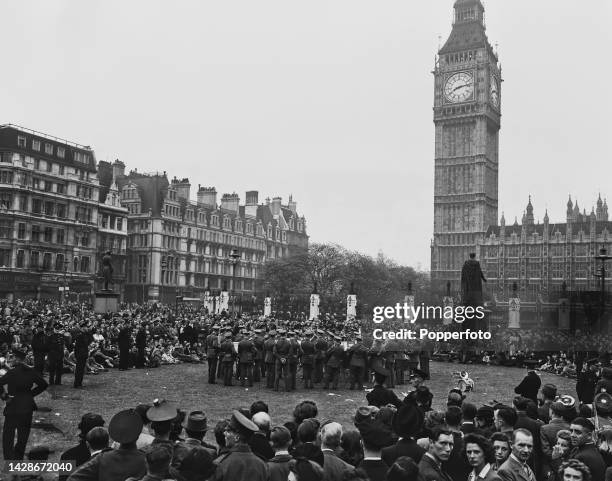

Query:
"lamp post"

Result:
[[229, 248, 240, 317], [62, 258, 70, 304], [595, 246, 612, 333]]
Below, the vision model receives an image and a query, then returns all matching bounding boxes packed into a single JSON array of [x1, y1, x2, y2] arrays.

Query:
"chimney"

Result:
[[271, 196, 282, 217], [245, 190, 258, 218], [197, 186, 217, 207], [112, 159, 125, 178], [288, 194, 297, 214], [172, 177, 191, 201], [221, 193, 240, 212]]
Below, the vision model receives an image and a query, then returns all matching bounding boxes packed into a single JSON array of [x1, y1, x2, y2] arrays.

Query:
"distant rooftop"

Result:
[[0, 123, 93, 151]]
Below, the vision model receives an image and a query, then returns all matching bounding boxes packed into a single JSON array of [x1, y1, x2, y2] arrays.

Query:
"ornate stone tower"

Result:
[[431, 0, 501, 293]]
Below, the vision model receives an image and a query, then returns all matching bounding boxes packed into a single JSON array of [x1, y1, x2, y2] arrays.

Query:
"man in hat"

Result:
[[569, 417, 606, 480], [347, 335, 368, 391], [47, 322, 66, 384], [0, 347, 48, 460], [287, 331, 301, 391], [382, 400, 425, 466], [73, 324, 93, 388], [273, 329, 292, 392], [355, 417, 394, 480], [252, 329, 265, 383], [68, 409, 146, 481], [219, 331, 237, 386], [300, 330, 316, 389], [313, 330, 328, 384], [238, 331, 256, 387], [59, 413, 105, 481], [206, 325, 220, 384], [213, 410, 268, 481], [31, 322, 48, 375], [366, 365, 402, 409], [323, 335, 345, 390], [147, 399, 179, 447], [264, 330, 276, 389], [173, 410, 216, 468]]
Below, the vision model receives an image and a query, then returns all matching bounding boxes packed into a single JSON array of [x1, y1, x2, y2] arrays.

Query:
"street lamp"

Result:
[[229, 248, 241, 317], [595, 246, 612, 333], [62, 258, 70, 304]]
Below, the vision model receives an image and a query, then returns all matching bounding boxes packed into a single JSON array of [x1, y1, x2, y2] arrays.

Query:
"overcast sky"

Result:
[[2, 1, 610, 269]]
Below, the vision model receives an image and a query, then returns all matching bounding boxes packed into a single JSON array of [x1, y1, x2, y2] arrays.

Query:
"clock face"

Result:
[[444, 72, 474, 103], [490, 74, 499, 107]]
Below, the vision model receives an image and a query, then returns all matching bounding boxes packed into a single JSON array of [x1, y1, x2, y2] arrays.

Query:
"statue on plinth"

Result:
[[461, 252, 486, 307], [102, 250, 114, 291]]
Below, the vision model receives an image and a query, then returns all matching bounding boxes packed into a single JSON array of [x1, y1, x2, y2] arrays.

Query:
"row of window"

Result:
[[16, 135, 92, 165], [100, 214, 124, 231], [1, 249, 90, 272]]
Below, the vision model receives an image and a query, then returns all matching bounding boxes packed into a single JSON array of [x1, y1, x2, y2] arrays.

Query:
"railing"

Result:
[[0, 123, 93, 150]]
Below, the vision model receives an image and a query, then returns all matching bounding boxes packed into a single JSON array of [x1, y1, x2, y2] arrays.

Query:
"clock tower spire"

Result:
[[430, 0, 501, 294]]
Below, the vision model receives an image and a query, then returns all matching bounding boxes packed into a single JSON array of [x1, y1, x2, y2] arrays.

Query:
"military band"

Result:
[[202, 324, 430, 391]]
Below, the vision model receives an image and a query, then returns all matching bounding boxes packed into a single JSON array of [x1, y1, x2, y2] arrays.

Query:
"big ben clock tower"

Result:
[[431, 0, 501, 293]]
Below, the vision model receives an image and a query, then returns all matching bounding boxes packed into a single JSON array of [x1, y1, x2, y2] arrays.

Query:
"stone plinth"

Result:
[[94, 291, 120, 314]]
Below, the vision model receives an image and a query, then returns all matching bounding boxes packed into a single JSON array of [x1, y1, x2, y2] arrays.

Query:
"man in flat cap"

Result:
[[213, 410, 269, 481], [0, 347, 48, 460], [68, 409, 146, 481]]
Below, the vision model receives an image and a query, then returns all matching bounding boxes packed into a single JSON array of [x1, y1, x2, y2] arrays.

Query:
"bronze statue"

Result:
[[102, 250, 114, 291], [460, 252, 486, 307]]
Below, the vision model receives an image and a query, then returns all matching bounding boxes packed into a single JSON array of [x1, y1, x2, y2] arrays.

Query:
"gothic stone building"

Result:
[[482, 196, 612, 302], [430, 0, 501, 293]]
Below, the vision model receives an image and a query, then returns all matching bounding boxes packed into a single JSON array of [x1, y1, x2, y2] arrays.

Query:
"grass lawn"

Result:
[[19, 362, 576, 462]]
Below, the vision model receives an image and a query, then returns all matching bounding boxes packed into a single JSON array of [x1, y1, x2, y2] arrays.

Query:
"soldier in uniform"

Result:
[[300, 330, 316, 389], [238, 331, 256, 387], [324, 335, 345, 390], [366, 365, 403, 409], [347, 335, 368, 390], [47, 322, 66, 385], [118, 321, 132, 371], [31, 322, 47, 375], [314, 329, 328, 384], [264, 330, 276, 389], [273, 329, 292, 392], [0, 348, 48, 460], [206, 325, 220, 384], [135, 322, 147, 368], [212, 410, 268, 481], [287, 331, 301, 391], [73, 323, 93, 388], [252, 329, 264, 382], [219, 331, 237, 386], [383, 340, 397, 388]]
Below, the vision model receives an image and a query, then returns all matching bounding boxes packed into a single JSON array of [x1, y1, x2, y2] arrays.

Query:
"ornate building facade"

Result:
[[98, 161, 309, 304], [0, 124, 128, 301], [482, 196, 612, 302], [430, 0, 501, 293]]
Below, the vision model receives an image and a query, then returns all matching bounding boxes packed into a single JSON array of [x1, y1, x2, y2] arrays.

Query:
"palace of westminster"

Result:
[[430, 0, 612, 304]]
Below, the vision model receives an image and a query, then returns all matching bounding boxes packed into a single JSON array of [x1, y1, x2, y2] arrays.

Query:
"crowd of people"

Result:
[[2, 299, 612, 480]]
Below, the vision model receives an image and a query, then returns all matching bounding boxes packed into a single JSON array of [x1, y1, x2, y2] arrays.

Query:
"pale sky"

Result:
[[2, 1, 610, 269]]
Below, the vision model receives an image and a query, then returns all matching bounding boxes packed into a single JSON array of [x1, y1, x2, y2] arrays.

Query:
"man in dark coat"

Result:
[[220, 332, 237, 387], [47, 323, 66, 385], [252, 329, 265, 382], [576, 363, 598, 404], [135, 323, 147, 368], [417, 426, 454, 481], [273, 329, 292, 392], [313, 331, 328, 384], [461, 253, 486, 307], [0, 348, 48, 460], [118, 322, 132, 371], [206, 325, 220, 384], [347, 335, 368, 390], [263, 330, 276, 388], [569, 417, 607, 481], [366, 366, 403, 409], [514, 370, 541, 404], [287, 331, 301, 391], [73, 325, 93, 388], [238, 332, 256, 387], [300, 330, 316, 389], [31, 323, 48, 374], [59, 413, 105, 481], [382, 400, 425, 466], [323, 335, 344, 390]]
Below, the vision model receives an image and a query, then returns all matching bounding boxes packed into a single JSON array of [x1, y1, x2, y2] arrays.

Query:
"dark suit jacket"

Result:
[[268, 453, 293, 481], [68, 446, 146, 481], [358, 459, 389, 481], [381, 437, 425, 466], [574, 444, 607, 481], [417, 454, 453, 481], [497, 455, 533, 481], [249, 431, 274, 461], [322, 450, 354, 481], [514, 372, 541, 403], [366, 385, 403, 409], [0, 362, 48, 415], [59, 442, 91, 481]]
